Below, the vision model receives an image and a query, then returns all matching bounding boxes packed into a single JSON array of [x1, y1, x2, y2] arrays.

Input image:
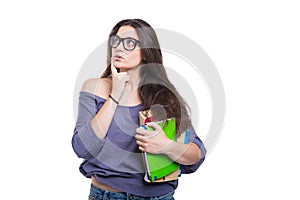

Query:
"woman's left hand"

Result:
[[135, 122, 173, 154]]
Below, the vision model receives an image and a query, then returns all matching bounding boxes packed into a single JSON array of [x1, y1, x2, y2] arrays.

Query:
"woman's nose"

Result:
[[114, 41, 125, 52]]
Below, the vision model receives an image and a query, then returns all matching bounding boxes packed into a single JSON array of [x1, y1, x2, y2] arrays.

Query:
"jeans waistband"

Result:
[[89, 184, 175, 200]]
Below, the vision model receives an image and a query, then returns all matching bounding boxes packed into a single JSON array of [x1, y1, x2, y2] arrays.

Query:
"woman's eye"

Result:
[[114, 38, 120, 44], [126, 39, 135, 46]]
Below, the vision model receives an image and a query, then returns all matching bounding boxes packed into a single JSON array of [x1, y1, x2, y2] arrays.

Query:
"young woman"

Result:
[[72, 19, 206, 200]]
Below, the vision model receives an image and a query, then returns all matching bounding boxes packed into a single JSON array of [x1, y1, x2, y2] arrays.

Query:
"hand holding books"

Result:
[[135, 121, 174, 155], [136, 111, 191, 182]]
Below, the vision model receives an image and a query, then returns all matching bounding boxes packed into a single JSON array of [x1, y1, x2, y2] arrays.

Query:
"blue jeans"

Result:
[[89, 184, 175, 200]]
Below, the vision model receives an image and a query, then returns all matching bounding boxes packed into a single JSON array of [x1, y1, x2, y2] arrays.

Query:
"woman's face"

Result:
[[111, 26, 142, 70]]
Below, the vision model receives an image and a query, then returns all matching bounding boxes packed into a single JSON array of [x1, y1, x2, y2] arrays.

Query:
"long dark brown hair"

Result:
[[101, 19, 191, 136]]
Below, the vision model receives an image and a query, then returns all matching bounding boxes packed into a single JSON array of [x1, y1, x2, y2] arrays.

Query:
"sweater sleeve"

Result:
[[71, 91, 106, 159], [180, 126, 206, 174]]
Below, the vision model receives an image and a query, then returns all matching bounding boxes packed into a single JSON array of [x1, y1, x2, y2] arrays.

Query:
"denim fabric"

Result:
[[89, 184, 175, 200]]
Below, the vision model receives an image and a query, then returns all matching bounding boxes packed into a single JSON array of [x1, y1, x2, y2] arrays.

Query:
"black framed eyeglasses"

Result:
[[109, 35, 140, 51]]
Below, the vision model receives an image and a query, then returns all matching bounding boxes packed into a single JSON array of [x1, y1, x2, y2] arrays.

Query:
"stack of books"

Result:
[[139, 111, 190, 183]]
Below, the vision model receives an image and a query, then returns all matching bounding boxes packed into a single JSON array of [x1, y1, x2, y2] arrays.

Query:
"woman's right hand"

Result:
[[110, 59, 130, 101]]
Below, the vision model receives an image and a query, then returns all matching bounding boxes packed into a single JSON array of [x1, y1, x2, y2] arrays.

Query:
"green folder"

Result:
[[141, 118, 179, 182]]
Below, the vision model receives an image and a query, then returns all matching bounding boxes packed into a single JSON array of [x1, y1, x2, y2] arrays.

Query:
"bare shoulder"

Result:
[[81, 78, 112, 98]]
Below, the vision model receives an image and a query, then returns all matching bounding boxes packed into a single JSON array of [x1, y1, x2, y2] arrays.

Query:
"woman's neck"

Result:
[[118, 65, 142, 105], [119, 65, 141, 89]]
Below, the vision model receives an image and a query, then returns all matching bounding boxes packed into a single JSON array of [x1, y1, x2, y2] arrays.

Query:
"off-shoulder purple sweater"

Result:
[[72, 91, 206, 197]]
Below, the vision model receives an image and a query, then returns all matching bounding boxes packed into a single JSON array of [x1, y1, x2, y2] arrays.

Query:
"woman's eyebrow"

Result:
[[116, 34, 139, 40]]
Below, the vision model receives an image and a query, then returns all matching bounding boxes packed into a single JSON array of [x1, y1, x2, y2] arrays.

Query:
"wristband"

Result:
[[109, 94, 119, 104]]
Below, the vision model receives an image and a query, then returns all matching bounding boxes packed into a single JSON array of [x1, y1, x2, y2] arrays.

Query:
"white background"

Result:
[[0, 0, 299, 199]]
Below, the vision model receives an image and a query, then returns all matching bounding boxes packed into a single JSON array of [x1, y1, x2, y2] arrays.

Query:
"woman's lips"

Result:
[[113, 55, 124, 61]]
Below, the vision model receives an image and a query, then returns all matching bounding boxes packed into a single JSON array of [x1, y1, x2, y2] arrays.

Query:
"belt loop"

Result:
[[103, 191, 109, 199], [127, 194, 133, 200]]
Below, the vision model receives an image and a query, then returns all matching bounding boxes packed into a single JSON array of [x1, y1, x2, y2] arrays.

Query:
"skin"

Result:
[[83, 25, 202, 166]]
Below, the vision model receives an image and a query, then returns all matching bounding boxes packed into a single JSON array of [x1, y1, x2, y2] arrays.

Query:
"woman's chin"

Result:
[[113, 63, 123, 68]]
